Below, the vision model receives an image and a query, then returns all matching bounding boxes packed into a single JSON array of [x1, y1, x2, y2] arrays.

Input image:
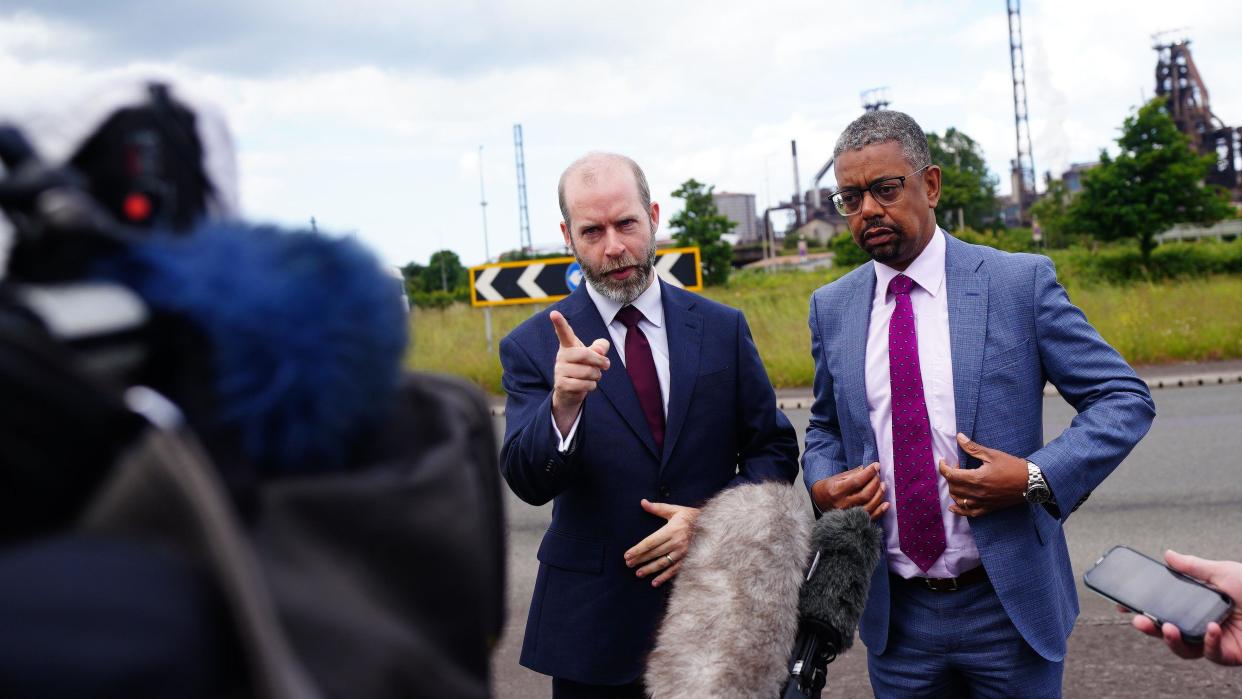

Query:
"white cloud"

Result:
[[1, 1, 1240, 269]]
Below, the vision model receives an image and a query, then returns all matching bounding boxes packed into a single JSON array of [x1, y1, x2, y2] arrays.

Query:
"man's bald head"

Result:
[[558, 152, 651, 230]]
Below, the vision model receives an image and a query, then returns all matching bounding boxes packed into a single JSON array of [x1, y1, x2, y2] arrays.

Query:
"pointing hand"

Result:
[[550, 310, 610, 435]]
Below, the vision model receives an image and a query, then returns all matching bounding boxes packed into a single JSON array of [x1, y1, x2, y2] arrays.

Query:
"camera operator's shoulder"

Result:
[[400, 372, 493, 428]]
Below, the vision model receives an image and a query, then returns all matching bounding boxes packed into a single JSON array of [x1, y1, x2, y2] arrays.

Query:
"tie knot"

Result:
[[888, 274, 915, 296], [617, 305, 645, 329]]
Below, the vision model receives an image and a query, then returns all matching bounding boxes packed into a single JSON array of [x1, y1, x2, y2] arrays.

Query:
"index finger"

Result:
[[848, 462, 880, 479], [550, 310, 583, 348]]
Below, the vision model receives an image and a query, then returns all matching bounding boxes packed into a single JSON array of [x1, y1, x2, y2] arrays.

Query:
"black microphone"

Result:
[[783, 506, 883, 699]]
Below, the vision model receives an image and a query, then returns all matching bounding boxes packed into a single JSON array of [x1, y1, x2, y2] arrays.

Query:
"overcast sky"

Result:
[[2, 1, 1239, 268]]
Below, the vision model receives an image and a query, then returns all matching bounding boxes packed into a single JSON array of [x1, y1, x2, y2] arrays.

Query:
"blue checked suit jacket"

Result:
[[802, 233, 1156, 661], [500, 280, 799, 684]]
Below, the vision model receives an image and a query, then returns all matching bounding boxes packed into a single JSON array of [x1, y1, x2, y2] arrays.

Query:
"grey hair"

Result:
[[832, 110, 931, 170], [558, 152, 652, 228]]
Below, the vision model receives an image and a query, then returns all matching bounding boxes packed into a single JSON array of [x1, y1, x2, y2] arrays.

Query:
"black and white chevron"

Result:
[[471, 249, 699, 307]]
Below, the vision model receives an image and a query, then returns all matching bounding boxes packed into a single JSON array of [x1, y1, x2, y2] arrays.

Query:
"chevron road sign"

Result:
[[469, 247, 702, 308]]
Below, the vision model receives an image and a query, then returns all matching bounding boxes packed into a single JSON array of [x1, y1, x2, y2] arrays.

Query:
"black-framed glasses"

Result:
[[829, 164, 930, 216]]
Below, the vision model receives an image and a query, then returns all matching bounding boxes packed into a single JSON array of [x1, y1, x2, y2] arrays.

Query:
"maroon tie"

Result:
[[616, 305, 665, 451], [888, 273, 946, 572]]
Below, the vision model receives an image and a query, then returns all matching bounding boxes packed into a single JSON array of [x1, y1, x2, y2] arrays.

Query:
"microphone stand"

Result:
[[782, 617, 841, 699]]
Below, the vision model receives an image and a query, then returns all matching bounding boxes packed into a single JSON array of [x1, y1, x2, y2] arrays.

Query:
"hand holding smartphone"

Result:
[[1085, 545, 1234, 644]]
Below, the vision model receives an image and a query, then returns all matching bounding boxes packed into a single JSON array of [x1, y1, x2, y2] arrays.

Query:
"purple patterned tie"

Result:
[[617, 305, 665, 450], [888, 274, 946, 572]]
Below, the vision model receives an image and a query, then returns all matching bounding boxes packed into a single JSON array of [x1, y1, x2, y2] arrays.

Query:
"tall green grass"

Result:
[[1062, 277, 1242, 365], [409, 273, 1242, 394]]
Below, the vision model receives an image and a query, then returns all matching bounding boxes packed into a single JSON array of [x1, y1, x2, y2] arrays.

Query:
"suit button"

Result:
[[545, 459, 556, 474], [658, 485, 671, 499]]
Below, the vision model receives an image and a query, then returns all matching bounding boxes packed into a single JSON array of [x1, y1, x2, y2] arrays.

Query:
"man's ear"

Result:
[[649, 202, 660, 232], [923, 165, 942, 209], [560, 220, 572, 247]]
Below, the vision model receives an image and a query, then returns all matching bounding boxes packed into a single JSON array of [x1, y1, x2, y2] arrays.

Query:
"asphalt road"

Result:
[[491, 383, 1242, 698]]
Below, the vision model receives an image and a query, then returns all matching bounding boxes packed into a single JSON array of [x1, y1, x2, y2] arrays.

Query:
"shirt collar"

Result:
[[873, 227, 946, 298], [585, 275, 664, 328]]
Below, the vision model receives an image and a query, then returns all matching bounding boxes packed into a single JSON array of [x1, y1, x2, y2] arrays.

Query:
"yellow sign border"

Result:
[[469, 247, 702, 308]]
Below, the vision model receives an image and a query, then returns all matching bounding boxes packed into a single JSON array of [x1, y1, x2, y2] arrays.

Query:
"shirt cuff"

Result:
[[552, 408, 583, 453]]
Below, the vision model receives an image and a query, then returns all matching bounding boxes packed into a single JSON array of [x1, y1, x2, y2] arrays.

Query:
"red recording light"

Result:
[[123, 192, 152, 221]]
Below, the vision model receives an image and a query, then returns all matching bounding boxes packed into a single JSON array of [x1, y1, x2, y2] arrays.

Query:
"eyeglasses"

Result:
[[829, 164, 930, 216]]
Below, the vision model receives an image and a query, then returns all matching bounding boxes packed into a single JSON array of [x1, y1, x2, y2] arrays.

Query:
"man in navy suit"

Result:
[[803, 111, 1155, 697], [500, 152, 799, 697]]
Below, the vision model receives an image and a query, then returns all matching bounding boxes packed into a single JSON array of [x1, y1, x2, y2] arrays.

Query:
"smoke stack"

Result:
[[791, 140, 804, 227]]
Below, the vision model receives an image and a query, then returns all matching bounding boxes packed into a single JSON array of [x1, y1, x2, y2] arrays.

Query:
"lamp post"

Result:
[[479, 145, 494, 353]]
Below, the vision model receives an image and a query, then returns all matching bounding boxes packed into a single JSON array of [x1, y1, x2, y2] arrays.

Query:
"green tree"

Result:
[[1028, 179, 1075, 248], [1071, 97, 1233, 263], [399, 261, 425, 297], [422, 249, 468, 293], [669, 179, 735, 286], [926, 128, 999, 232]]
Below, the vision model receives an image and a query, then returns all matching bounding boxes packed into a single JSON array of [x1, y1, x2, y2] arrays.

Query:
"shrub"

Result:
[[830, 232, 870, 269], [1047, 238, 1242, 284]]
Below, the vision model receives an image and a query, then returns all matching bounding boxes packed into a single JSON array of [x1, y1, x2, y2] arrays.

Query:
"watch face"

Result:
[[1027, 486, 1051, 504]]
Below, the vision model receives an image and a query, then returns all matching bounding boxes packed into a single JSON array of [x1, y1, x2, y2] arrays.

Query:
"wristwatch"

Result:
[[1025, 461, 1052, 505]]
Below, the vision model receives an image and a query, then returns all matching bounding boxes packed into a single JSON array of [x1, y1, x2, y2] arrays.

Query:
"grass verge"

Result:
[[409, 272, 1242, 394]]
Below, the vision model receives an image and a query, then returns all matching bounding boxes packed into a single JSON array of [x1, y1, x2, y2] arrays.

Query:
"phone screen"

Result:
[[1085, 546, 1232, 640]]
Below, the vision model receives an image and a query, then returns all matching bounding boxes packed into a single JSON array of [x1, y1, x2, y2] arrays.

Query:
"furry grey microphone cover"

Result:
[[799, 506, 884, 650], [645, 480, 811, 698]]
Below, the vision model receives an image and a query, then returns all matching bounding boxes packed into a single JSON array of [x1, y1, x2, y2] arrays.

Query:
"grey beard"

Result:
[[575, 239, 658, 305], [584, 262, 652, 305]]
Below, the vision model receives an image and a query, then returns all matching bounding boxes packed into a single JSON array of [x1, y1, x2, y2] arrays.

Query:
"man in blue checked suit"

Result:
[[500, 152, 799, 698], [803, 111, 1155, 698]]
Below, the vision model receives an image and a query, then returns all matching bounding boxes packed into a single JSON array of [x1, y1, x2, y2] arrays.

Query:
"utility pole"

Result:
[[479, 145, 494, 353], [478, 145, 491, 261]]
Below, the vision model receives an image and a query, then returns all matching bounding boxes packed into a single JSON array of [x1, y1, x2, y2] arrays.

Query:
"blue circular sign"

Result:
[[565, 262, 583, 291]]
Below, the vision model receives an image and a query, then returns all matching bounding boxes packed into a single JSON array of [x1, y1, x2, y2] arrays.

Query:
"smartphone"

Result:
[[1084, 545, 1233, 643]]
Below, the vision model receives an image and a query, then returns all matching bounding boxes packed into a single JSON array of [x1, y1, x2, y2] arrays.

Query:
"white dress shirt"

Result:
[[866, 228, 981, 578], [554, 279, 670, 448]]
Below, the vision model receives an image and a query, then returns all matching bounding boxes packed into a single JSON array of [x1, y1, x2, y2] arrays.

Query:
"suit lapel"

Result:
[[562, 286, 660, 460], [944, 235, 988, 457], [844, 266, 879, 465], [659, 282, 702, 469]]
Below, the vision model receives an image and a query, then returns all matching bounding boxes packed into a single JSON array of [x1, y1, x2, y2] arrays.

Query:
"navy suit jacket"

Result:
[[802, 234, 1156, 661], [500, 280, 799, 684]]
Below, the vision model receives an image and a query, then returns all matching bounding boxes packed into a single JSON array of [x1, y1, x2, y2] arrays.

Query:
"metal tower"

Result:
[[1007, 0, 1036, 212], [1154, 35, 1241, 193], [791, 140, 804, 227], [513, 124, 532, 252], [861, 87, 891, 112]]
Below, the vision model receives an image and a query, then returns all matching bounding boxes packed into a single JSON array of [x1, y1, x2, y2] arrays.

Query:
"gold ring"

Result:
[[665, 553, 674, 565]]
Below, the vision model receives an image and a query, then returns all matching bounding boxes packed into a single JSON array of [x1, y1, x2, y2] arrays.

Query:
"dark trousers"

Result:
[[552, 677, 646, 699]]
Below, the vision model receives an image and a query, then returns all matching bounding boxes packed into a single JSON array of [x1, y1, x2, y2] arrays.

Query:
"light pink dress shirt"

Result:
[[866, 228, 981, 578]]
